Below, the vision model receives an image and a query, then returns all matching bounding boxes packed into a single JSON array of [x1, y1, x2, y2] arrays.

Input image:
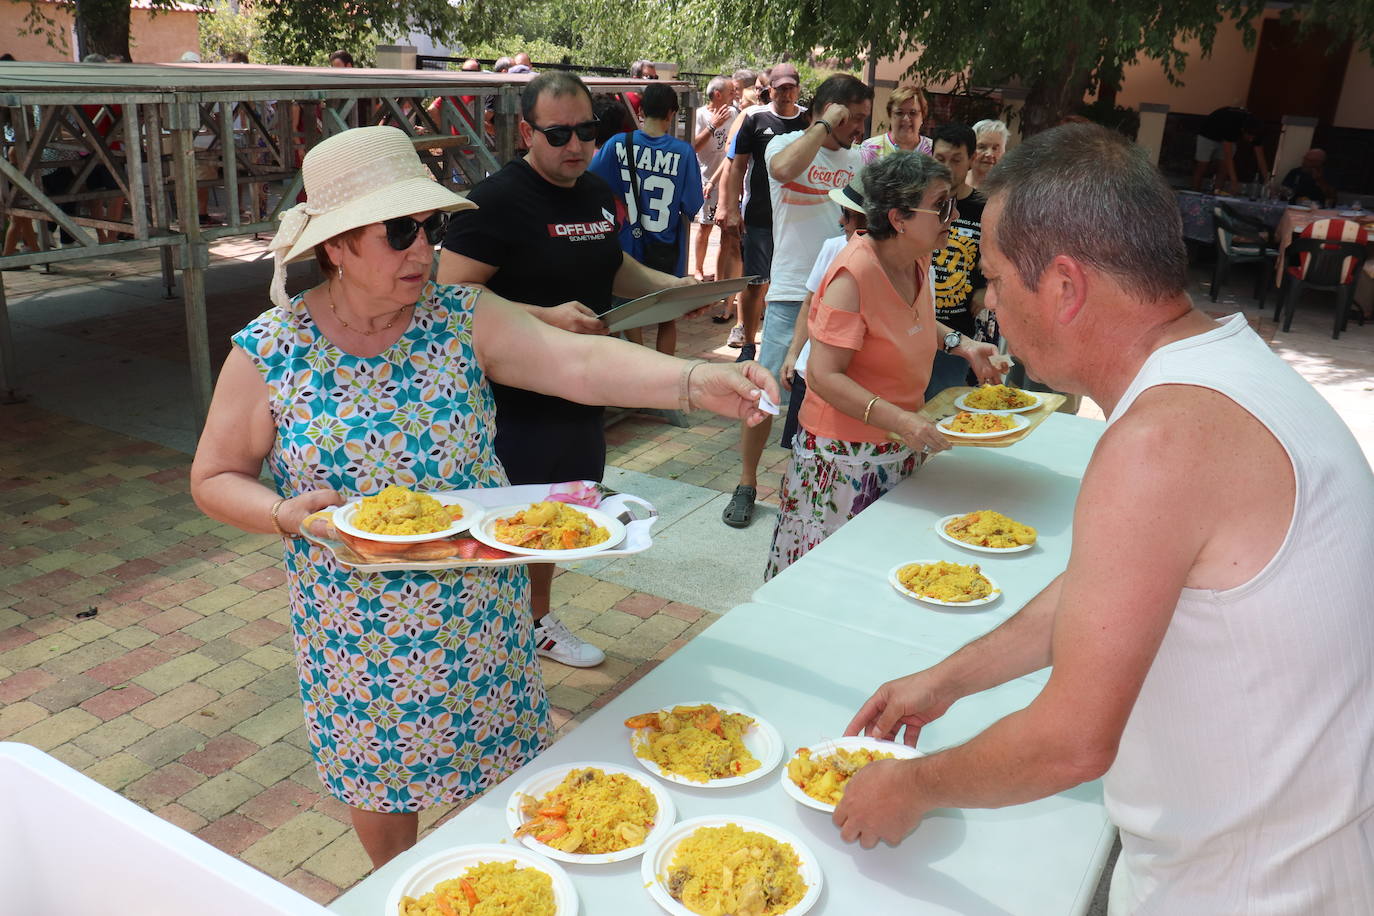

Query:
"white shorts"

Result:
[[1195, 135, 1227, 162]]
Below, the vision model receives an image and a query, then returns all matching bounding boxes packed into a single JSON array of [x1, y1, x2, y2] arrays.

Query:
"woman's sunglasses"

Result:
[[383, 212, 449, 250], [528, 119, 600, 147], [908, 197, 957, 224]]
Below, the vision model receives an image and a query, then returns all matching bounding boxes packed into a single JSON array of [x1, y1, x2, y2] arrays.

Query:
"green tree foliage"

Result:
[[198, 0, 264, 63], [247, 0, 465, 65], [703, 0, 1374, 134]]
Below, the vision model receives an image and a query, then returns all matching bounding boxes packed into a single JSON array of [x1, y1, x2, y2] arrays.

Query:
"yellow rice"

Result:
[[493, 501, 608, 550], [515, 766, 657, 855], [963, 384, 1036, 410], [786, 746, 895, 806], [632, 704, 760, 783], [942, 510, 1037, 549], [353, 484, 454, 535], [663, 823, 807, 916], [897, 560, 995, 602], [398, 860, 554, 916], [946, 411, 1017, 434]]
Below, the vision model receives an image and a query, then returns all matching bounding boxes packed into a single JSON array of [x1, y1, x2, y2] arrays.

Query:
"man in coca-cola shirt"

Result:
[[721, 73, 873, 529]]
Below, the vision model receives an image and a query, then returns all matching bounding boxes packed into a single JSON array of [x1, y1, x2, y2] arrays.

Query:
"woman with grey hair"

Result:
[[969, 119, 1010, 189], [765, 151, 1003, 577]]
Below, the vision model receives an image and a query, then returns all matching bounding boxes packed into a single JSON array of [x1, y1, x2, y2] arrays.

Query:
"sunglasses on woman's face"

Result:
[[528, 119, 600, 147], [383, 212, 449, 250], [908, 197, 957, 224]]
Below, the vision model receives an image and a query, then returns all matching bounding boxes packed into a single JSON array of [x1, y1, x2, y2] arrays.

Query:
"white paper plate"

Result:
[[888, 560, 1001, 607], [935, 513, 1035, 554], [642, 815, 823, 916], [384, 843, 577, 916], [333, 492, 482, 544], [469, 502, 627, 559], [953, 389, 1042, 414], [781, 737, 924, 813], [503, 761, 676, 864], [629, 702, 783, 788], [937, 412, 1030, 439]]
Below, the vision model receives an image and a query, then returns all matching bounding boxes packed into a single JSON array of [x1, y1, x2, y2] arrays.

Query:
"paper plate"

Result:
[[503, 761, 676, 864], [781, 737, 924, 813], [384, 844, 577, 916], [953, 389, 1042, 414], [937, 412, 1030, 439], [642, 815, 823, 916], [333, 492, 482, 544], [628, 702, 783, 788], [888, 560, 1001, 607], [935, 513, 1035, 554], [469, 502, 627, 559]]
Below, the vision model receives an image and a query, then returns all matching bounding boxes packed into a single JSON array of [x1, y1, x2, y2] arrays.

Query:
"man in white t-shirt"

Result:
[[691, 75, 738, 282], [721, 73, 872, 529]]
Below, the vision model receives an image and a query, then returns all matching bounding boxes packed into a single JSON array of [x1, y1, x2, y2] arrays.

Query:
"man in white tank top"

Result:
[[834, 123, 1374, 914]]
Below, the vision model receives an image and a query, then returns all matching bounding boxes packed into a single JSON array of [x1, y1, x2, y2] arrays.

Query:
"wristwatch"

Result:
[[942, 331, 963, 353]]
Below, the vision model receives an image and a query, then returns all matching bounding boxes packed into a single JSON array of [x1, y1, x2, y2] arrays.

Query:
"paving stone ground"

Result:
[[1, 234, 1369, 906]]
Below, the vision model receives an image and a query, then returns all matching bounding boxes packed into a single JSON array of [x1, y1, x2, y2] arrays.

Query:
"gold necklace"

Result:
[[327, 283, 411, 337]]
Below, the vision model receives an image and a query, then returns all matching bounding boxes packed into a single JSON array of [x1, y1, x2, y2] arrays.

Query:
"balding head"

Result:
[[1301, 149, 1327, 169]]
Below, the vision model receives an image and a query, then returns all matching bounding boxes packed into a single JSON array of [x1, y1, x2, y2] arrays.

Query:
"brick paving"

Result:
[[2, 233, 1370, 906]]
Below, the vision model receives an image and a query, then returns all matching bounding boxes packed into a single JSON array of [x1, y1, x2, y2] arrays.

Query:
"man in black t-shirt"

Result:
[[1192, 107, 1269, 194], [718, 63, 808, 360], [928, 123, 990, 399], [439, 71, 689, 669]]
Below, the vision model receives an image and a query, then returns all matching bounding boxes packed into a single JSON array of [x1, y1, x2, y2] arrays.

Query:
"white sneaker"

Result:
[[534, 614, 605, 668]]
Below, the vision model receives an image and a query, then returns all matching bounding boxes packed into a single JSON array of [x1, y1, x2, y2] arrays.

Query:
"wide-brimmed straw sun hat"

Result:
[[268, 125, 476, 308]]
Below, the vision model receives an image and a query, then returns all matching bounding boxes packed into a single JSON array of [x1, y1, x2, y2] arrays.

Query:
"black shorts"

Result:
[[742, 223, 773, 285], [495, 412, 606, 485]]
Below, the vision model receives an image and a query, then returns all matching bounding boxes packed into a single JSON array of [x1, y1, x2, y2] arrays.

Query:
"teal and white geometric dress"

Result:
[[233, 282, 552, 812]]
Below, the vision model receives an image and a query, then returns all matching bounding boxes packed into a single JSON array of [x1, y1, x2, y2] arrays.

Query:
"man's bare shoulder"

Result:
[[1086, 382, 1293, 589]]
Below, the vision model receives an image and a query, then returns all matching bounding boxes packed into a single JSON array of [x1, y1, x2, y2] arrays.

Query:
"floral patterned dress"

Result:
[[232, 282, 552, 812]]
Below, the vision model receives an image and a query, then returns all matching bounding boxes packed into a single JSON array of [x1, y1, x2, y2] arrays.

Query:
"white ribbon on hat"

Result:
[[268, 202, 323, 310]]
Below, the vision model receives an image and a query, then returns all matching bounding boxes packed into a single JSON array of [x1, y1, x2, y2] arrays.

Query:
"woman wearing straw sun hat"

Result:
[[190, 125, 778, 868]]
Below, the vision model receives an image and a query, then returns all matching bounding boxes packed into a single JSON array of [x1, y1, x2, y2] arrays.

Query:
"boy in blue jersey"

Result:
[[590, 83, 704, 355]]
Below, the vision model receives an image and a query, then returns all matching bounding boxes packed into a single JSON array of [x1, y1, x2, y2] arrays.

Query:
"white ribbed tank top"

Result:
[[1103, 314, 1374, 915]]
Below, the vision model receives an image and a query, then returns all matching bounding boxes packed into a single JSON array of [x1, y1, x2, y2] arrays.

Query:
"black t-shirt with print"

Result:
[[930, 189, 987, 338], [732, 104, 809, 228], [443, 158, 624, 420]]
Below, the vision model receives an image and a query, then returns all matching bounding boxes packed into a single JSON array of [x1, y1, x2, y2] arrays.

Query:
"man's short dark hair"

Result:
[[641, 84, 679, 120], [811, 73, 875, 114], [521, 71, 594, 123], [933, 123, 976, 157], [981, 122, 1187, 302], [328, 50, 353, 66]]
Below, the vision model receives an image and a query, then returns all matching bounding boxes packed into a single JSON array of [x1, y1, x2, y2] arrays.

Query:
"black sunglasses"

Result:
[[528, 119, 600, 147], [383, 212, 448, 250]]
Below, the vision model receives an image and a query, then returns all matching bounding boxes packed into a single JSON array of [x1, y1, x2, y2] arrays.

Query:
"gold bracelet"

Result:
[[863, 395, 882, 425], [270, 497, 300, 539], [680, 359, 706, 413]]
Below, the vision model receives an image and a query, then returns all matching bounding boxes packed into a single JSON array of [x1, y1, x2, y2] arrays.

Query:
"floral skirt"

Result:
[[765, 430, 922, 580]]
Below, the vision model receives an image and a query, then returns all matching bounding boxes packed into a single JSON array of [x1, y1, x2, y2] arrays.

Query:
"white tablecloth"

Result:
[[332, 413, 1115, 916]]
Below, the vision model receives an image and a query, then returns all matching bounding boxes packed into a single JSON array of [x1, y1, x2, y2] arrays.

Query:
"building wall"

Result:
[[0, 2, 200, 64], [1335, 50, 1374, 130]]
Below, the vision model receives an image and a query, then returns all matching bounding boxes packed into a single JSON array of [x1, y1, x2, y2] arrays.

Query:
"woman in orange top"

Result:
[[766, 152, 1003, 578]]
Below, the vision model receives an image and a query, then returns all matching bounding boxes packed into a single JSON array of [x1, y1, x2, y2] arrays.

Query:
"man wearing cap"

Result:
[[438, 71, 691, 668], [718, 62, 809, 359], [721, 73, 872, 529]]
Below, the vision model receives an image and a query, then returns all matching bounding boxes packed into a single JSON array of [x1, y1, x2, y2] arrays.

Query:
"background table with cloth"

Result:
[[1175, 190, 1288, 244], [1272, 207, 1374, 313]]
